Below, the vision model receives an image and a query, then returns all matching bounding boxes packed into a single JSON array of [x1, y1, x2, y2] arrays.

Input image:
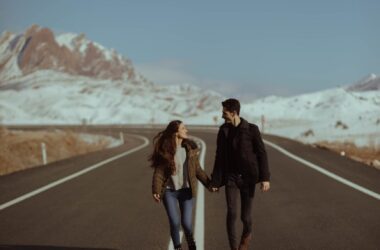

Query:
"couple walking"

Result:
[[149, 98, 271, 250]]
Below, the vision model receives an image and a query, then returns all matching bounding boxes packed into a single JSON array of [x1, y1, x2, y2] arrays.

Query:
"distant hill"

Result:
[[0, 25, 223, 124]]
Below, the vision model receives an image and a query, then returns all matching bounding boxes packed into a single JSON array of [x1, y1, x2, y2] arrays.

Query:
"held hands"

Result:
[[260, 181, 270, 192], [208, 186, 219, 192], [152, 193, 161, 203]]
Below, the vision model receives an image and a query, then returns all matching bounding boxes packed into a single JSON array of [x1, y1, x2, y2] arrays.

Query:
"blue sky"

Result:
[[1, 0, 379, 100]]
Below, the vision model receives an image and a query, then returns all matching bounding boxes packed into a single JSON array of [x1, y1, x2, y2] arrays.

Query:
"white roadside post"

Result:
[[261, 114, 266, 133], [41, 142, 47, 165], [119, 132, 124, 144]]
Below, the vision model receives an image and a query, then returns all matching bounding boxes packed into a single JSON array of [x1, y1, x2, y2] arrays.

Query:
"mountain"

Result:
[[0, 25, 223, 124], [0, 24, 135, 81], [239, 86, 380, 147], [0, 25, 378, 148], [346, 74, 380, 92]]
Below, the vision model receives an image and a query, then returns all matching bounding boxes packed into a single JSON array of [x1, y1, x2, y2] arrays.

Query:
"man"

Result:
[[210, 98, 270, 250]]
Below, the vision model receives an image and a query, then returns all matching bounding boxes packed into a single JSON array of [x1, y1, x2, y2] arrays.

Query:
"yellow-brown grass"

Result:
[[0, 126, 111, 176], [315, 141, 380, 169]]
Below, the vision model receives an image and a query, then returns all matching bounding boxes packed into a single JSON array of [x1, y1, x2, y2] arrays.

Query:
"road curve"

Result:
[[0, 126, 379, 250]]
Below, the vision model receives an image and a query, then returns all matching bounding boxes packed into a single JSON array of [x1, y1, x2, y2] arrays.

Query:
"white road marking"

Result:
[[264, 139, 380, 201], [167, 136, 206, 250], [0, 135, 150, 211], [194, 136, 206, 250]]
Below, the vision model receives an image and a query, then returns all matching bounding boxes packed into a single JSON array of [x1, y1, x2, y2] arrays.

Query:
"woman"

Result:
[[149, 120, 211, 250]]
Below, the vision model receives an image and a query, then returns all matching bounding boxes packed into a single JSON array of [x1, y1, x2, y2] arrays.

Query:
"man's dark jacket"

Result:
[[211, 118, 270, 188]]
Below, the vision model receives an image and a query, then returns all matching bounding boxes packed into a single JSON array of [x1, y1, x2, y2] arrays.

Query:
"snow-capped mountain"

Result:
[[346, 74, 380, 92], [0, 25, 224, 124], [0, 24, 134, 81], [238, 85, 380, 147]]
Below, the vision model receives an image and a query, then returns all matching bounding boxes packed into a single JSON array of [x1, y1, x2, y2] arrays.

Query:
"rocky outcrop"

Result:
[[0, 24, 136, 81]]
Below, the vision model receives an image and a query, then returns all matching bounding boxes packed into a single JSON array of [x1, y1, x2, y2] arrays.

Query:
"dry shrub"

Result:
[[335, 121, 349, 129], [0, 128, 27, 175], [301, 129, 314, 137], [315, 141, 380, 168], [0, 129, 111, 176], [0, 125, 8, 136]]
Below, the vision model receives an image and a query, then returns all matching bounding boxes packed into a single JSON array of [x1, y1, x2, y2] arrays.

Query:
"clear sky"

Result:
[[1, 0, 379, 100]]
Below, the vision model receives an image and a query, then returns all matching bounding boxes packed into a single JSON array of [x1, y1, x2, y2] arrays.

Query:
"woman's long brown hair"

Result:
[[148, 120, 182, 174]]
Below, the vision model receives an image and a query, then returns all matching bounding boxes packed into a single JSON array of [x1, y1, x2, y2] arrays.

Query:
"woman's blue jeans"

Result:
[[163, 187, 194, 247]]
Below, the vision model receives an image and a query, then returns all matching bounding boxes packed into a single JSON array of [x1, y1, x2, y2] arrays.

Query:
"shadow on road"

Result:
[[0, 245, 118, 250]]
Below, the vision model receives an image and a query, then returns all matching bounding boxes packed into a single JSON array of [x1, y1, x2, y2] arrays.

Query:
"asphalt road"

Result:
[[0, 127, 379, 250]]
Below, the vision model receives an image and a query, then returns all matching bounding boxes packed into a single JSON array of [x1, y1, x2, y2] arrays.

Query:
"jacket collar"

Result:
[[222, 117, 249, 137]]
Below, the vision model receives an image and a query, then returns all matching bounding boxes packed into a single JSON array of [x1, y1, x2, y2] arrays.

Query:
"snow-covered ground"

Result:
[[184, 83, 380, 148], [1, 71, 378, 148], [239, 87, 380, 147], [77, 132, 123, 148], [0, 26, 379, 149], [0, 69, 223, 125]]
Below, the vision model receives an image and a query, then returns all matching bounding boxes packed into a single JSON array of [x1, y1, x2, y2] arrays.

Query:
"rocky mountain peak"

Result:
[[346, 74, 380, 92], [0, 25, 136, 81]]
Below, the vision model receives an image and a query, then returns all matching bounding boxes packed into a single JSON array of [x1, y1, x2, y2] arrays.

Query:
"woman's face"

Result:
[[176, 123, 188, 139]]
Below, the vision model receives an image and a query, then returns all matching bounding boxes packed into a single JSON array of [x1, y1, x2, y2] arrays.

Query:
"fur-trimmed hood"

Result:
[[181, 138, 200, 156]]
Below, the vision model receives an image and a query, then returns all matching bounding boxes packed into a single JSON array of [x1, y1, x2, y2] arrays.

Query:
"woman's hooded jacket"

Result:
[[152, 139, 210, 197]]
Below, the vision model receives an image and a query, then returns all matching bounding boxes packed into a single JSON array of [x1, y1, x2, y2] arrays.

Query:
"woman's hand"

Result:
[[153, 193, 161, 203]]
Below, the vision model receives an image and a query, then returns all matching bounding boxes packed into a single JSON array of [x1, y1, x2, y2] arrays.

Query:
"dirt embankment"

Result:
[[0, 126, 115, 176], [314, 141, 380, 169]]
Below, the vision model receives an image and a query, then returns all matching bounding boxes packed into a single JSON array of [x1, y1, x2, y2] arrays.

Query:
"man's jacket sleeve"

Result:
[[252, 125, 270, 182]]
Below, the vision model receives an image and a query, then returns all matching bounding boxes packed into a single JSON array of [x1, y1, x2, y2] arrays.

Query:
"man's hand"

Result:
[[260, 181, 270, 192], [209, 186, 219, 192], [153, 193, 161, 203]]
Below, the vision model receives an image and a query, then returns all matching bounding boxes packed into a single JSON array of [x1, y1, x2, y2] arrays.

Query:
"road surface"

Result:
[[0, 126, 379, 250]]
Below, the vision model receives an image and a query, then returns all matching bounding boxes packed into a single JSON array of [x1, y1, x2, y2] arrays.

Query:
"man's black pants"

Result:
[[225, 174, 256, 249]]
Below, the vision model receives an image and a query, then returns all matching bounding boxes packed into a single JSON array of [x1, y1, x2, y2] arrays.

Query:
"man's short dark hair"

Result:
[[222, 98, 240, 115]]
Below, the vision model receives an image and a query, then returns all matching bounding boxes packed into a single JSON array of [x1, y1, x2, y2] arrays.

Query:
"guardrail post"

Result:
[[120, 132, 124, 144], [41, 142, 47, 165]]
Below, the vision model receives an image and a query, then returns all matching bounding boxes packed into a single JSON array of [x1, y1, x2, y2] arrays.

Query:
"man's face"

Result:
[[222, 107, 235, 123]]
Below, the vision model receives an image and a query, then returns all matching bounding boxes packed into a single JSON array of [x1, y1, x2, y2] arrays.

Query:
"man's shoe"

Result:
[[174, 245, 182, 250], [238, 233, 252, 250], [188, 242, 196, 250]]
